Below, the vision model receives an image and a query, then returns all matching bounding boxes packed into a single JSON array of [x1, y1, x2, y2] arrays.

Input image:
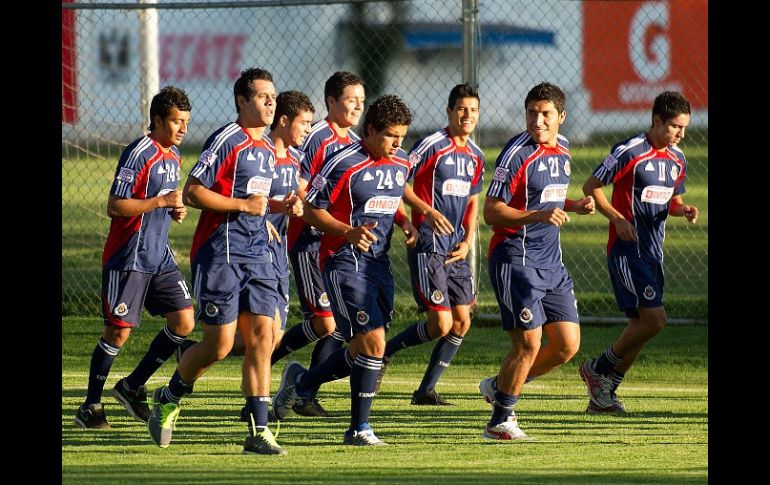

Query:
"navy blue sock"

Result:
[[271, 319, 321, 365], [304, 333, 345, 399], [594, 346, 622, 375], [125, 325, 186, 390], [84, 337, 120, 407], [489, 390, 518, 426], [350, 353, 381, 431], [384, 322, 430, 358], [245, 396, 270, 434], [416, 332, 463, 393], [162, 369, 194, 404], [296, 348, 353, 397]]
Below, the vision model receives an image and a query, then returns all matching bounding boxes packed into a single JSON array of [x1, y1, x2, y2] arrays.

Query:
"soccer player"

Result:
[[578, 91, 699, 414], [146, 68, 287, 455], [479, 82, 595, 440], [74, 86, 194, 429], [272, 95, 414, 446], [375, 84, 484, 405]]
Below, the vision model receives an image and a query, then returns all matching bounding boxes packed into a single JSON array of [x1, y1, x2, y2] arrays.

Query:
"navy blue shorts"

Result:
[[322, 262, 394, 340], [488, 260, 579, 330], [289, 251, 333, 319], [192, 261, 279, 325], [607, 254, 665, 318], [408, 249, 475, 312], [276, 273, 290, 330], [101, 267, 193, 328]]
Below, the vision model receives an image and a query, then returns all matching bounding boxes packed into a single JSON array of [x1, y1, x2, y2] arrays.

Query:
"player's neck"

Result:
[[239, 123, 267, 141], [149, 133, 172, 153], [268, 133, 289, 158], [447, 127, 470, 147], [645, 131, 668, 151], [327, 117, 350, 139], [361, 139, 385, 160]]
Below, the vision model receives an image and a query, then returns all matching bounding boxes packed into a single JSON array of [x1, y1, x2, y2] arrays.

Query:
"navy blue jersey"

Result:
[[103, 135, 182, 273], [592, 133, 687, 262], [287, 118, 359, 253], [188, 123, 276, 265], [407, 128, 485, 254], [267, 145, 303, 277], [486, 131, 572, 269], [305, 141, 410, 269]]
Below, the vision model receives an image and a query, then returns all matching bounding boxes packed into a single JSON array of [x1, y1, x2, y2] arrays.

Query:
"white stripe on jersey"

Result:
[[412, 129, 447, 156], [115, 137, 154, 198], [193, 264, 202, 303], [190, 123, 240, 178], [612, 135, 645, 158], [488, 132, 531, 195], [305, 144, 362, 204], [299, 252, 316, 305]]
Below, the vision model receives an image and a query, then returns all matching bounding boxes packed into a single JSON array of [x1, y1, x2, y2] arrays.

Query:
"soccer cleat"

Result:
[[578, 359, 616, 409], [74, 403, 111, 429], [272, 361, 306, 420], [243, 427, 287, 455], [483, 414, 528, 440], [479, 376, 497, 404], [373, 355, 391, 394], [240, 406, 278, 423], [343, 428, 388, 446], [411, 388, 450, 405], [175, 338, 197, 364], [586, 392, 627, 414], [147, 387, 181, 448], [112, 378, 151, 423], [293, 398, 331, 417]]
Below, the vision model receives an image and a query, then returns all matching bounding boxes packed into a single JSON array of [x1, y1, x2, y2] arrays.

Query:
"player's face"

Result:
[[446, 97, 479, 138], [329, 84, 365, 128], [651, 113, 690, 148], [526, 100, 565, 147], [367, 124, 409, 160], [289, 110, 314, 147], [154, 107, 190, 148], [239, 79, 277, 128]]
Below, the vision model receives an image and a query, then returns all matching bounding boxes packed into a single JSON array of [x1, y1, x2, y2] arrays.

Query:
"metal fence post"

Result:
[[139, 0, 159, 130]]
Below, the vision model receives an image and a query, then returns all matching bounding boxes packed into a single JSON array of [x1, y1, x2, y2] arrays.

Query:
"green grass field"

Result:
[[62, 316, 708, 483]]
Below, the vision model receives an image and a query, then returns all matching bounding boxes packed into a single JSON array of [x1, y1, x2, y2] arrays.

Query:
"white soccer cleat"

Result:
[[483, 415, 528, 441], [478, 376, 497, 404]]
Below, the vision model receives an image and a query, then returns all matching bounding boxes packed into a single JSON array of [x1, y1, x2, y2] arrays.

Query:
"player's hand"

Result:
[[266, 220, 280, 243], [445, 241, 470, 264], [425, 208, 454, 236], [613, 217, 638, 241], [538, 207, 570, 226], [346, 221, 378, 252], [242, 194, 268, 216], [160, 189, 184, 209], [573, 195, 595, 215], [170, 206, 187, 224], [401, 220, 417, 248], [283, 190, 303, 217], [683, 204, 699, 224]]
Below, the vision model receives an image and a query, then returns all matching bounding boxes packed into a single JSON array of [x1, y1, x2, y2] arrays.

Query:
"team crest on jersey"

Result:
[[311, 174, 327, 190], [205, 303, 219, 317], [643, 286, 656, 300], [395, 171, 405, 187], [519, 307, 533, 324], [493, 167, 509, 182], [564, 160, 571, 176], [318, 292, 330, 307], [356, 310, 370, 325], [670, 166, 678, 180], [200, 149, 217, 167], [408, 151, 421, 168], [117, 168, 135, 183], [114, 302, 129, 317], [430, 290, 445, 304], [602, 154, 618, 171]]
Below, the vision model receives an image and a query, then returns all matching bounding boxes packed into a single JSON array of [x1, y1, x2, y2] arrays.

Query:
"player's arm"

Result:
[[395, 200, 417, 248], [268, 191, 303, 217], [403, 183, 453, 235], [107, 191, 182, 218], [445, 194, 479, 264], [483, 196, 570, 227], [582, 175, 636, 240], [669, 195, 699, 223], [302, 202, 377, 252], [183, 176, 267, 216], [564, 195, 595, 215]]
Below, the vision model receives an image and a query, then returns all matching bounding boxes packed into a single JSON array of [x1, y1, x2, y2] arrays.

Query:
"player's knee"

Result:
[[453, 319, 471, 336], [102, 325, 130, 347], [168, 317, 195, 337], [556, 341, 579, 364], [640, 309, 667, 336], [312, 316, 335, 336]]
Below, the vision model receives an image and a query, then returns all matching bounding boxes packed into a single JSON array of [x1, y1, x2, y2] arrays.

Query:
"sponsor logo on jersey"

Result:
[[114, 302, 129, 317], [519, 307, 533, 324], [247, 152, 257, 161], [564, 160, 571, 176], [444, 155, 455, 165], [493, 167, 509, 182], [540, 184, 568, 203], [205, 303, 219, 317], [157, 165, 166, 174], [409, 151, 421, 168], [395, 171, 405, 186], [602, 154, 618, 170], [200, 149, 217, 167], [640, 185, 674, 204], [644, 161, 655, 171], [643, 285, 656, 300], [363, 172, 375, 181], [311, 174, 327, 190], [318, 292, 330, 307], [246, 176, 272, 195], [430, 290, 445, 304], [441, 179, 471, 197], [364, 196, 400, 214], [117, 168, 135, 183], [538, 161, 547, 171], [356, 310, 370, 325]]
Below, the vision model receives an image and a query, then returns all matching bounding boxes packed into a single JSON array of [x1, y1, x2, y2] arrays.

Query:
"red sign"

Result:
[[583, 0, 707, 110], [62, 0, 78, 124]]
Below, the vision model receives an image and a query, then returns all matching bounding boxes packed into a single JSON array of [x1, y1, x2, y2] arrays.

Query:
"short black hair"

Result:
[[324, 71, 364, 110], [148, 86, 191, 131], [363, 94, 412, 134], [233, 67, 273, 113], [447, 83, 479, 110], [270, 91, 315, 130], [524, 82, 566, 114], [652, 91, 691, 125]]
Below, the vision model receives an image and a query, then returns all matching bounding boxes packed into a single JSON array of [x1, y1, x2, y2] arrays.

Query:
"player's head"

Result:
[[649, 91, 691, 147], [524, 82, 566, 147], [362, 94, 412, 160], [324, 71, 365, 128], [446, 83, 480, 138], [233, 67, 276, 127], [270, 90, 315, 147], [148, 86, 191, 148]]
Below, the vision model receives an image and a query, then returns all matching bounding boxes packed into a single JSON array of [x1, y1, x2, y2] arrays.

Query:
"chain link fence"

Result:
[[62, 0, 708, 323]]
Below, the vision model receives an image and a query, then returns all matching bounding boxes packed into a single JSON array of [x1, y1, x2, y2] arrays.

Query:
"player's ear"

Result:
[[279, 115, 289, 128], [558, 109, 567, 125]]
